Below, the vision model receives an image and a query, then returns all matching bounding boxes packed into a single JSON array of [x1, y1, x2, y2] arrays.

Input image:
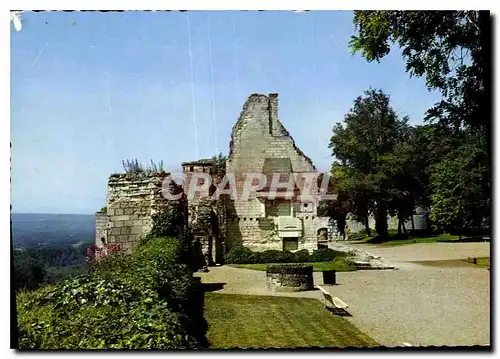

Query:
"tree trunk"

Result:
[[397, 218, 402, 234], [374, 204, 389, 239], [402, 221, 407, 235], [364, 215, 371, 237], [411, 214, 415, 233]]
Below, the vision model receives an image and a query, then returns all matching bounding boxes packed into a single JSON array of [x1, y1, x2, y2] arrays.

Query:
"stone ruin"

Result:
[[94, 93, 394, 269]]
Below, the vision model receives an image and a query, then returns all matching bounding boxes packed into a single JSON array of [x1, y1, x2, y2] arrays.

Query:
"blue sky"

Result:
[[11, 10, 441, 214]]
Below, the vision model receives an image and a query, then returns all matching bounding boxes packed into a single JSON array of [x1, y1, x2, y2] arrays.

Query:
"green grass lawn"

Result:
[[204, 293, 378, 348], [376, 233, 460, 246], [462, 256, 490, 268], [408, 257, 490, 269], [354, 232, 463, 246], [228, 257, 355, 272]]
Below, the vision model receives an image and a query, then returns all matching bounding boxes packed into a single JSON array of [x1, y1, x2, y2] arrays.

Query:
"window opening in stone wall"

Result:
[[283, 237, 298, 251]]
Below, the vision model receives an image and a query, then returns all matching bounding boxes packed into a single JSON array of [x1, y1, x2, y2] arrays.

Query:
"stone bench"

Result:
[[316, 285, 349, 314]]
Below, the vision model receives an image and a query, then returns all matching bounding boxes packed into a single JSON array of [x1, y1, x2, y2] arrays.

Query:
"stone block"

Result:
[[115, 209, 124, 216], [120, 227, 132, 235], [131, 226, 143, 235], [117, 234, 129, 243], [124, 208, 135, 215], [124, 219, 136, 227], [113, 220, 124, 228], [109, 228, 121, 236], [114, 215, 130, 221]]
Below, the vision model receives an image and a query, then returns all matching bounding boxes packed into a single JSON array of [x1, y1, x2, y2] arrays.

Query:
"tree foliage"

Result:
[[329, 89, 411, 238], [429, 133, 490, 233], [211, 153, 227, 179], [347, 11, 490, 234], [13, 242, 92, 292], [16, 237, 206, 349], [349, 11, 489, 133]]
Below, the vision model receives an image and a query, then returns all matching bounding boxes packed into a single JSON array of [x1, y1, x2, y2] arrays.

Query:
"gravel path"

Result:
[[195, 265, 321, 300], [196, 242, 490, 347]]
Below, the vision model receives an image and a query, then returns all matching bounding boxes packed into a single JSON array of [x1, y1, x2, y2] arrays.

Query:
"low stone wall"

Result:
[[328, 241, 396, 270], [266, 265, 314, 292]]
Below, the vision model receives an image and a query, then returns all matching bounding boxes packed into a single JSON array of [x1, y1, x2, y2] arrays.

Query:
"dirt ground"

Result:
[[196, 241, 490, 348]]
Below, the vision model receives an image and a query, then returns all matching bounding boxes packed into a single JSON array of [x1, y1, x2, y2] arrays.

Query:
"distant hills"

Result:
[[11, 213, 95, 249]]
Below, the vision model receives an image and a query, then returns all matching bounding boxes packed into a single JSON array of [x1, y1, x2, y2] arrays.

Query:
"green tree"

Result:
[[349, 10, 491, 233], [211, 153, 227, 181], [429, 132, 490, 237], [329, 89, 408, 238], [13, 250, 46, 291], [349, 11, 489, 133], [317, 173, 351, 239]]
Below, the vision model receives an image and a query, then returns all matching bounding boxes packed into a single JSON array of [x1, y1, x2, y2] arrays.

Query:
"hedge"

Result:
[[224, 247, 348, 265], [16, 237, 205, 349]]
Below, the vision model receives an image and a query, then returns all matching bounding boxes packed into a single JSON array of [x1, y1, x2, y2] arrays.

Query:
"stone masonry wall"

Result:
[[226, 94, 319, 252], [95, 211, 107, 248], [346, 211, 428, 235], [105, 172, 169, 253]]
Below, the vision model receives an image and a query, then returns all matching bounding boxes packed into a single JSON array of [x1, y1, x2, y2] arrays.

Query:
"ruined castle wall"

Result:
[[225, 94, 320, 252], [105, 172, 168, 253], [95, 211, 107, 248]]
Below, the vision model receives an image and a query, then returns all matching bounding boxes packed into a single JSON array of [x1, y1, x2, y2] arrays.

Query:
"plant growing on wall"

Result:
[[150, 204, 186, 240], [211, 153, 227, 178], [122, 159, 144, 173], [122, 159, 166, 173]]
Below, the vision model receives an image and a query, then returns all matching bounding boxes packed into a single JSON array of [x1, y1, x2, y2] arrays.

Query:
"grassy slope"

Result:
[[228, 257, 355, 272], [353, 232, 462, 246], [204, 293, 378, 348]]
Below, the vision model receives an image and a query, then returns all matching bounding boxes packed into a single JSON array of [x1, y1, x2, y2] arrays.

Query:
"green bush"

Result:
[[16, 237, 203, 349], [225, 247, 349, 265], [310, 248, 347, 262], [224, 246, 255, 264], [17, 282, 192, 349], [293, 249, 311, 263], [150, 205, 186, 240], [254, 250, 295, 264]]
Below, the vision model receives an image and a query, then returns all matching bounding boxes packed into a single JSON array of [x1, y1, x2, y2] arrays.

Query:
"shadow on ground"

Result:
[[203, 282, 226, 292], [326, 307, 352, 317], [186, 277, 210, 348], [362, 234, 490, 245]]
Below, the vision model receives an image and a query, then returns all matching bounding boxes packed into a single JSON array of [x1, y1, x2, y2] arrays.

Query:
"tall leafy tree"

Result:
[[349, 10, 491, 234], [349, 11, 489, 133], [429, 132, 490, 237], [329, 89, 408, 238]]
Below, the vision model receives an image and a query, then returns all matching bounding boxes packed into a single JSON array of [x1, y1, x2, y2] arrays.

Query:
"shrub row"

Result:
[[224, 246, 348, 264], [16, 237, 205, 349]]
